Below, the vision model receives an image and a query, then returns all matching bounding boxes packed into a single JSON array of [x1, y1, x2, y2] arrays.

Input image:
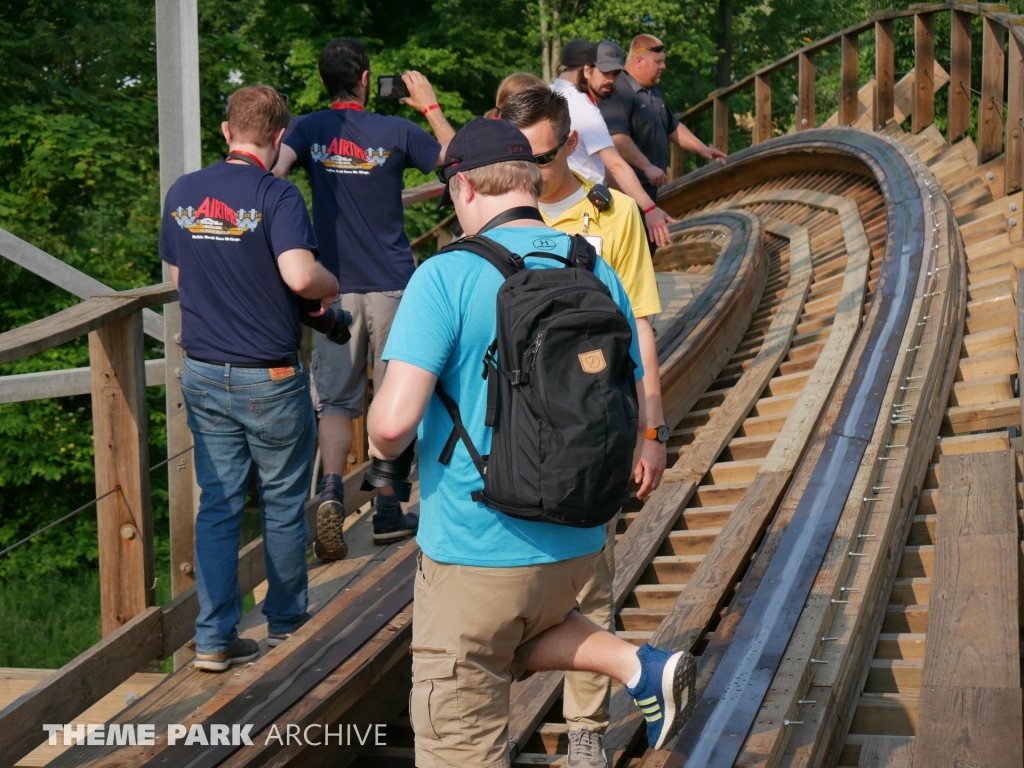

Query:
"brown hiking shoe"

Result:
[[313, 475, 347, 560]]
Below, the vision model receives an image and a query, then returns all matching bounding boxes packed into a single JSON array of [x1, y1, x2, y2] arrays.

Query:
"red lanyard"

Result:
[[331, 102, 364, 111], [227, 150, 266, 170]]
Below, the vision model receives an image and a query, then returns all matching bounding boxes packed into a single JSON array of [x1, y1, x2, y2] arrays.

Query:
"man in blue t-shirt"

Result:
[[273, 38, 455, 560], [161, 85, 339, 672], [367, 118, 695, 768]]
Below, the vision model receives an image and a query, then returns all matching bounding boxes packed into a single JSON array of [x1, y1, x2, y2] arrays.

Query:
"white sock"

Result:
[[626, 666, 642, 689]]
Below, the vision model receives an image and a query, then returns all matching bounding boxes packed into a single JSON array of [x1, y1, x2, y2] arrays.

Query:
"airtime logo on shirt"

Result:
[[172, 196, 261, 236], [310, 138, 391, 172]]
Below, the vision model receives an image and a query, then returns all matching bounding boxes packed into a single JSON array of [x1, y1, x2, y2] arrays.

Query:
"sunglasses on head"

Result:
[[276, 90, 290, 106], [435, 158, 462, 185], [535, 132, 570, 167], [634, 44, 665, 54]]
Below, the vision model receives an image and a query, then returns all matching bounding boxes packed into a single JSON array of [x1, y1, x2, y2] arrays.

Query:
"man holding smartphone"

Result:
[[273, 38, 455, 559]]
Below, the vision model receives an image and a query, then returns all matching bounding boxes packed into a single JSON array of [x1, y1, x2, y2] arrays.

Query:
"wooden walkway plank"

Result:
[[912, 450, 1022, 767], [856, 735, 913, 767]]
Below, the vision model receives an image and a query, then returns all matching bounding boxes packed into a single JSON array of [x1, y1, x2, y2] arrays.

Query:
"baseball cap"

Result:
[[435, 117, 536, 208], [590, 40, 624, 73], [561, 39, 596, 69]]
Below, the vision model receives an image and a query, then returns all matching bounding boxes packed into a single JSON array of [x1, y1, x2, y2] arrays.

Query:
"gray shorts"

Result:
[[310, 290, 403, 418]]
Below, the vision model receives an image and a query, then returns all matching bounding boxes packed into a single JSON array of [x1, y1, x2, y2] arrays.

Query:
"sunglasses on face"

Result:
[[634, 44, 665, 54], [535, 132, 570, 167]]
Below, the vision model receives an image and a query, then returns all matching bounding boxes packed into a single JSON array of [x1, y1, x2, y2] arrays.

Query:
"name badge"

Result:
[[584, 235, 603, 257]]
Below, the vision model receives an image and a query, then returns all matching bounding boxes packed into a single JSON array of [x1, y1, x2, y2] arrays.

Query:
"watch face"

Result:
[[657, 425, 670, 443]]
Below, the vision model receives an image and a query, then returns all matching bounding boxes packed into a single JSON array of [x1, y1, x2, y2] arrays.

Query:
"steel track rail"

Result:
[[652, 130, 929, 767]]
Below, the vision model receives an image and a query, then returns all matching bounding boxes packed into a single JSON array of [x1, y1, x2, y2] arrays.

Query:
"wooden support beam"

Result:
[[980, 17, 1007, 164], [914, 12, 936, 134], [1007, 33, 1024, 194], [913, 451, 1023, 766], [949, 10, 973, 143], [668, 143, 685, 182], [156, 0, 202, 651], [89, 311, 155, 637], [841, 33, 860, 126], [0, 606, 163, 768], [798, 52, 816, 131], [713, 95, 729, 154], [0, 358, 166, 404], [754, 73, 772, 145], [1018, 269, 1024, 435], [875, 19, 895, 130]]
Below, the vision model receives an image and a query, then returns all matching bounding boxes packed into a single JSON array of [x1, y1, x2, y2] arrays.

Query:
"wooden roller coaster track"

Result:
[[3, 4, 1024, 768]]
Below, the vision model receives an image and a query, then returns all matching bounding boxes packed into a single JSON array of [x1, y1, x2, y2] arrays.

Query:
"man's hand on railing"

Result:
[[700, 145, 728, 165], [645, 206, 677, 247]]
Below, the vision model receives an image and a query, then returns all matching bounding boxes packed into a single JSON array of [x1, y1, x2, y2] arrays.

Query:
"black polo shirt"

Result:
[[599, 71, 679, 200]]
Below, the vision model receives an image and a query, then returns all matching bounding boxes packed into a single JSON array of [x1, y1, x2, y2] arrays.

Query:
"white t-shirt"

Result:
[[537, 182, 588, 220], [551, 77, 615, 184]]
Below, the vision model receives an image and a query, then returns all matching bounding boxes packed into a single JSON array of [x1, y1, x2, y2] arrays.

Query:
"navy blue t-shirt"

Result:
[[283, 108, 441, 292], [159, 161, 319, 365]]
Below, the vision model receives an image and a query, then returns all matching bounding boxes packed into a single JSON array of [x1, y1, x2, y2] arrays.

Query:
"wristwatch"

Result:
[[646, 425, 670, 443]]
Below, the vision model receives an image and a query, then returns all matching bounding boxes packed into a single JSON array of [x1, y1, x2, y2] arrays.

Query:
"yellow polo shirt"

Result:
[[538, 173, 662, 318]]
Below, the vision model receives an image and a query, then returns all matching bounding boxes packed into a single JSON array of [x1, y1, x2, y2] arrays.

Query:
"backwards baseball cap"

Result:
[[560, 39, 596, 69], [435, 117, 536, 208], [589, 40, 624, 73]]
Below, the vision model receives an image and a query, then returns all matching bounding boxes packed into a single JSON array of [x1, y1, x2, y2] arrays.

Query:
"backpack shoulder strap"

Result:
[[434, 382, 487, 480], [568, 233, 599, 272], [434, 235, 525, 280]]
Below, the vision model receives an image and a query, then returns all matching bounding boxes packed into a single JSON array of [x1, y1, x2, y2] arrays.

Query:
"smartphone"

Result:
[[377, 75, 410, 99]]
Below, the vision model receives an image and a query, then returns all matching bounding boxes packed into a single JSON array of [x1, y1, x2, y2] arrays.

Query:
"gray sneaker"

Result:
[[567, 729, 608, 768]]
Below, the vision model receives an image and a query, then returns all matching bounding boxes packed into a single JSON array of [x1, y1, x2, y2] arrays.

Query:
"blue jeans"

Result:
[[181, 357, 315, 654]]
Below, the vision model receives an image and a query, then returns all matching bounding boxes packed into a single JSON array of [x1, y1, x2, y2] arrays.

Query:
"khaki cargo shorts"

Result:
[[310, 290, 403, 417], [411, 551, 598, 768]]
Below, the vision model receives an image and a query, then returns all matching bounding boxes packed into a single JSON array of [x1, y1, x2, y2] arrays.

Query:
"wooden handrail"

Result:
[[676, 2, 1024, 197], [0, 283, 177, 366], [677, 3, 1022, 122]]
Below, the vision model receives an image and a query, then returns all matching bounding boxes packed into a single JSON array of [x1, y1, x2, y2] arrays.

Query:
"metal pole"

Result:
[[155, 0, 202, 668]]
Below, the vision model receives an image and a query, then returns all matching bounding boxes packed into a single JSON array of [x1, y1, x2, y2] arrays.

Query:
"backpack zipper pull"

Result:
[[526, 332, 544, 370]]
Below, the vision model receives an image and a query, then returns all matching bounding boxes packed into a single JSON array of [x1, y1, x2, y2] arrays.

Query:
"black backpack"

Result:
[[434, 225, 639, 528]]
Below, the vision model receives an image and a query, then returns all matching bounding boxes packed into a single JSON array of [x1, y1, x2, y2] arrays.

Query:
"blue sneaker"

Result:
[[625, 643, 696, 750], [372, 503, 419, 544]]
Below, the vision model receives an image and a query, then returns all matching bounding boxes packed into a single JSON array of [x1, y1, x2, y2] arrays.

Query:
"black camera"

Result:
[[299, 298, 352, 345], [361, 440, 416, 502]]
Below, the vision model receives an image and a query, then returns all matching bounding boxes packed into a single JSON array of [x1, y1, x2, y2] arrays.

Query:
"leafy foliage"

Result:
[[1, 0, 1008, 587]]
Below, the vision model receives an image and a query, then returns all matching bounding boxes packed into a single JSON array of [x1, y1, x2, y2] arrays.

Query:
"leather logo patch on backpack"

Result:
[[578, 349, 607, 374]]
